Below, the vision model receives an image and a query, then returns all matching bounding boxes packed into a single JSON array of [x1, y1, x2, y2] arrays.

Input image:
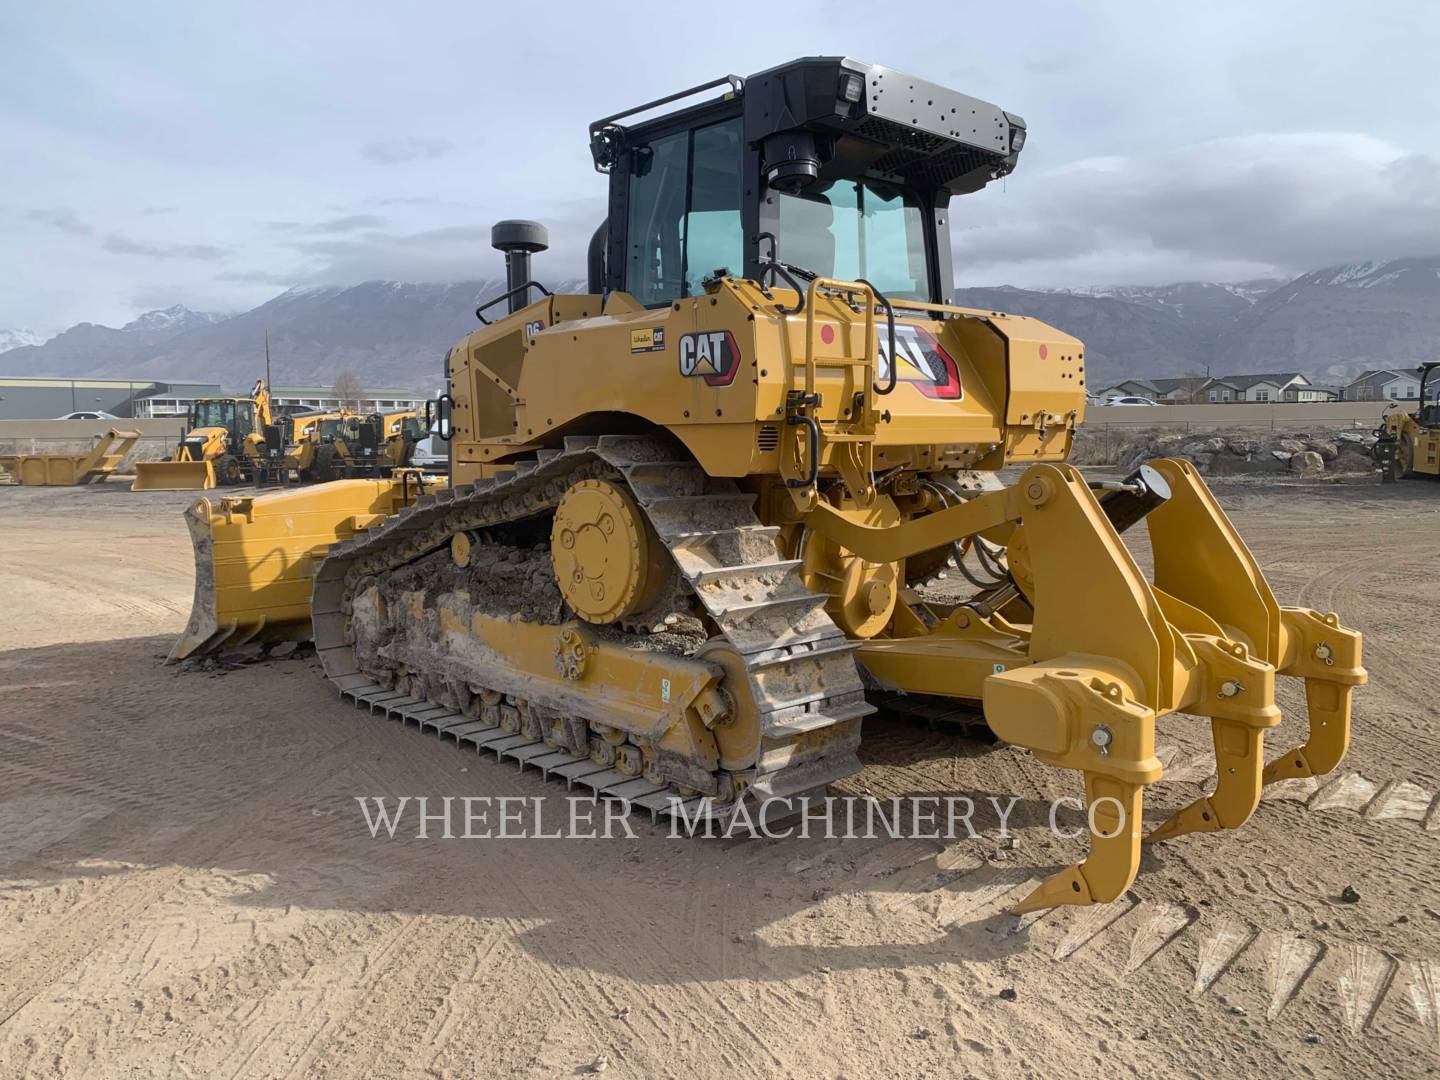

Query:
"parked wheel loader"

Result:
[[133, 380, 287, 490], [295, 410, 423, 482], [1376, 361, 1440, 481], [169, 57, 1364, 911], [283, 409, 352, 482]]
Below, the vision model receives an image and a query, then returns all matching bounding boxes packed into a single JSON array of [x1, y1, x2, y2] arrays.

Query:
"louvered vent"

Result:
[[757, 424, 780, 452]]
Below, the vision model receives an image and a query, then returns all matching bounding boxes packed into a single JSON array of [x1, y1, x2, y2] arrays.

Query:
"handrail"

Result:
[[475, 280, 553, 325], [801, 277, 878, 405]]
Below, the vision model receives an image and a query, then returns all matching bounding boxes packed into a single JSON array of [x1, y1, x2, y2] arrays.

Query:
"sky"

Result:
[[2, 0, 1438, 335]]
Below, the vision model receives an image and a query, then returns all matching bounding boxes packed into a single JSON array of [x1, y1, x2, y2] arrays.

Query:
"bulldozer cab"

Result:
[[589, 58, 1025, 306]]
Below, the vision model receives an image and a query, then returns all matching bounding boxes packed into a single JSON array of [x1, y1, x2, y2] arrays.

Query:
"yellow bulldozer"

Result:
[[1376, 361, 1440, 481], [168, 58, 1364, 911], [133, 380, 288, 490]]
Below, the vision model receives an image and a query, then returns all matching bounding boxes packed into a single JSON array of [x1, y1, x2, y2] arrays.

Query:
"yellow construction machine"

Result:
[[0, 428, 142, 485], [134, 380, 288, 490], [293, 410, 422, 482], [169, 58, 1365, 911], [1376, 361, 1440, 481], [287, 409, 346, 445], [282, 409, 351, 482]]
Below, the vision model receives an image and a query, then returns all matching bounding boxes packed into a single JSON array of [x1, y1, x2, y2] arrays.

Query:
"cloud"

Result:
[[266, 214, 387, 234], [102, 234, 230, 260], [953, 133, 1440, 287], [27, 208, 93, 235], [141, 205, 177, 215], [217, 268, 301, 286], [128, 283, 237, 314], [287, 198, 605, 285], [359, 136, 455, 164]]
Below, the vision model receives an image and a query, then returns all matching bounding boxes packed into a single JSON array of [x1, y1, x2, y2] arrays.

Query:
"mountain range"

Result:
[[3, 258, 1438, 391], [955, 256, 1440, 386]]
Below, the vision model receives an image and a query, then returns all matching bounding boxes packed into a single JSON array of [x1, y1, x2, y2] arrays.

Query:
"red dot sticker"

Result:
[[820, 324, 835, 345], [1038, 344, 1048, 359]]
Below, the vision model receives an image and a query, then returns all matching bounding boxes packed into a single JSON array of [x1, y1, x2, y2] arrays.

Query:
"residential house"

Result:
[[1203, 379, 1242, 403], [1148, 376, 1218, 404], [1095, 379, 1159, 401], [1217, 372, 1313, 403], [1343, 369, 1422, 402]]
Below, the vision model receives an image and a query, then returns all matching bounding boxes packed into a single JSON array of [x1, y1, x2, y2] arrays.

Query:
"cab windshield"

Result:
[[191, 400, 235, 429], [776, 179, 931, 301]]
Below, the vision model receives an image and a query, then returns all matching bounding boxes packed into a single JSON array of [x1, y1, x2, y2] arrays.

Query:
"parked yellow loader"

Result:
[[168, 58, 1364, 911], [283, 409, 351, 482], [293, 410, 422, 482], [133, 380, 284, 490], [1376, 362, 1440, 481], [0, 428, 141, 485]]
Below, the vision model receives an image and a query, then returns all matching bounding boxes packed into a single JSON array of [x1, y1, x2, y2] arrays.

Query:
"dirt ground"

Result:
[[1, 475, 1438, 1078]]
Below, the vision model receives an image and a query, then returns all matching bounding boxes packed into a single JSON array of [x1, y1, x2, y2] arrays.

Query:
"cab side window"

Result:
[[624, 117, 743, 307], [684, 119, 743, 295], [625, 132, 688, 307]]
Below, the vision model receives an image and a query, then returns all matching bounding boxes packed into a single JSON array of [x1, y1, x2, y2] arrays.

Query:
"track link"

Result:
[[311, 435, 873, 814]]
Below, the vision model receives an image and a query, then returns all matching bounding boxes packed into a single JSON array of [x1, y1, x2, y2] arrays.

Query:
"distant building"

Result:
[[1095, 378, 1160, 401], [1148, 377, 1214, 404], [269, 386, 427, 415], [1216, 372, 1316, 403], [1203, 379, 1241, 403], [131, 382, 231, 418], [0, 377, 221, 420], [0, 377, 428, 421], [1095, 372, 1342, 405], [1344, 369, 1422, 402]]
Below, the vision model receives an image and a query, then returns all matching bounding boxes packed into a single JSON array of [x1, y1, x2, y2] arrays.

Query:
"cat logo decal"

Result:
[[678, 331, 740, 387]]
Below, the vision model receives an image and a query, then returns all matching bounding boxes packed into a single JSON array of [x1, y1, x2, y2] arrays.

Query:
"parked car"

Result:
[[1100, 396, 1159, 407], [54, 410, 119, 420]]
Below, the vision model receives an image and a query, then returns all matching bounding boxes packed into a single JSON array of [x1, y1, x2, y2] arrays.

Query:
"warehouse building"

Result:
[[0, 378, 427, 420], [0, 378, 222, 420], [269, 386, 427, 414]]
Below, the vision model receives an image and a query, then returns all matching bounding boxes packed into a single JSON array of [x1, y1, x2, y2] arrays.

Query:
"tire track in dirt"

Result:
[[0, 717, 446, 1075]]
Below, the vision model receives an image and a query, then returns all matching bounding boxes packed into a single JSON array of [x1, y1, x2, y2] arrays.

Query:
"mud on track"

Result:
[[0, 477, 1437, 1078]]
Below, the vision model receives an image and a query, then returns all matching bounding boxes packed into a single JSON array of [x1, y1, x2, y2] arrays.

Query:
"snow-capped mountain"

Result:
[[0, 282, 583, 389], [2, 259, 1435, 389], [959, 257, 1440, 384], [121, 304, 228, 333], [1046, 279, 1285, 321], [0, 305, 239, 379], [0, 328, 43, 354], [1219, 256, 1440, 382]]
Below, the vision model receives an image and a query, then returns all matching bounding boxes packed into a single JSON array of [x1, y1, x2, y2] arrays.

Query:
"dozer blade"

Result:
[[133, 459, 216, 491], [168, 478, 411, 661]]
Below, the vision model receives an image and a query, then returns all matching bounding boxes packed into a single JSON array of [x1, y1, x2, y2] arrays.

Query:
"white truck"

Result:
[[411, 387, 450, 473]]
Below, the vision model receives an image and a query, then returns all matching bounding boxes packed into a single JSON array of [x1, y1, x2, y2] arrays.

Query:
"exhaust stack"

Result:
[[491, 220, 549, 314]]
